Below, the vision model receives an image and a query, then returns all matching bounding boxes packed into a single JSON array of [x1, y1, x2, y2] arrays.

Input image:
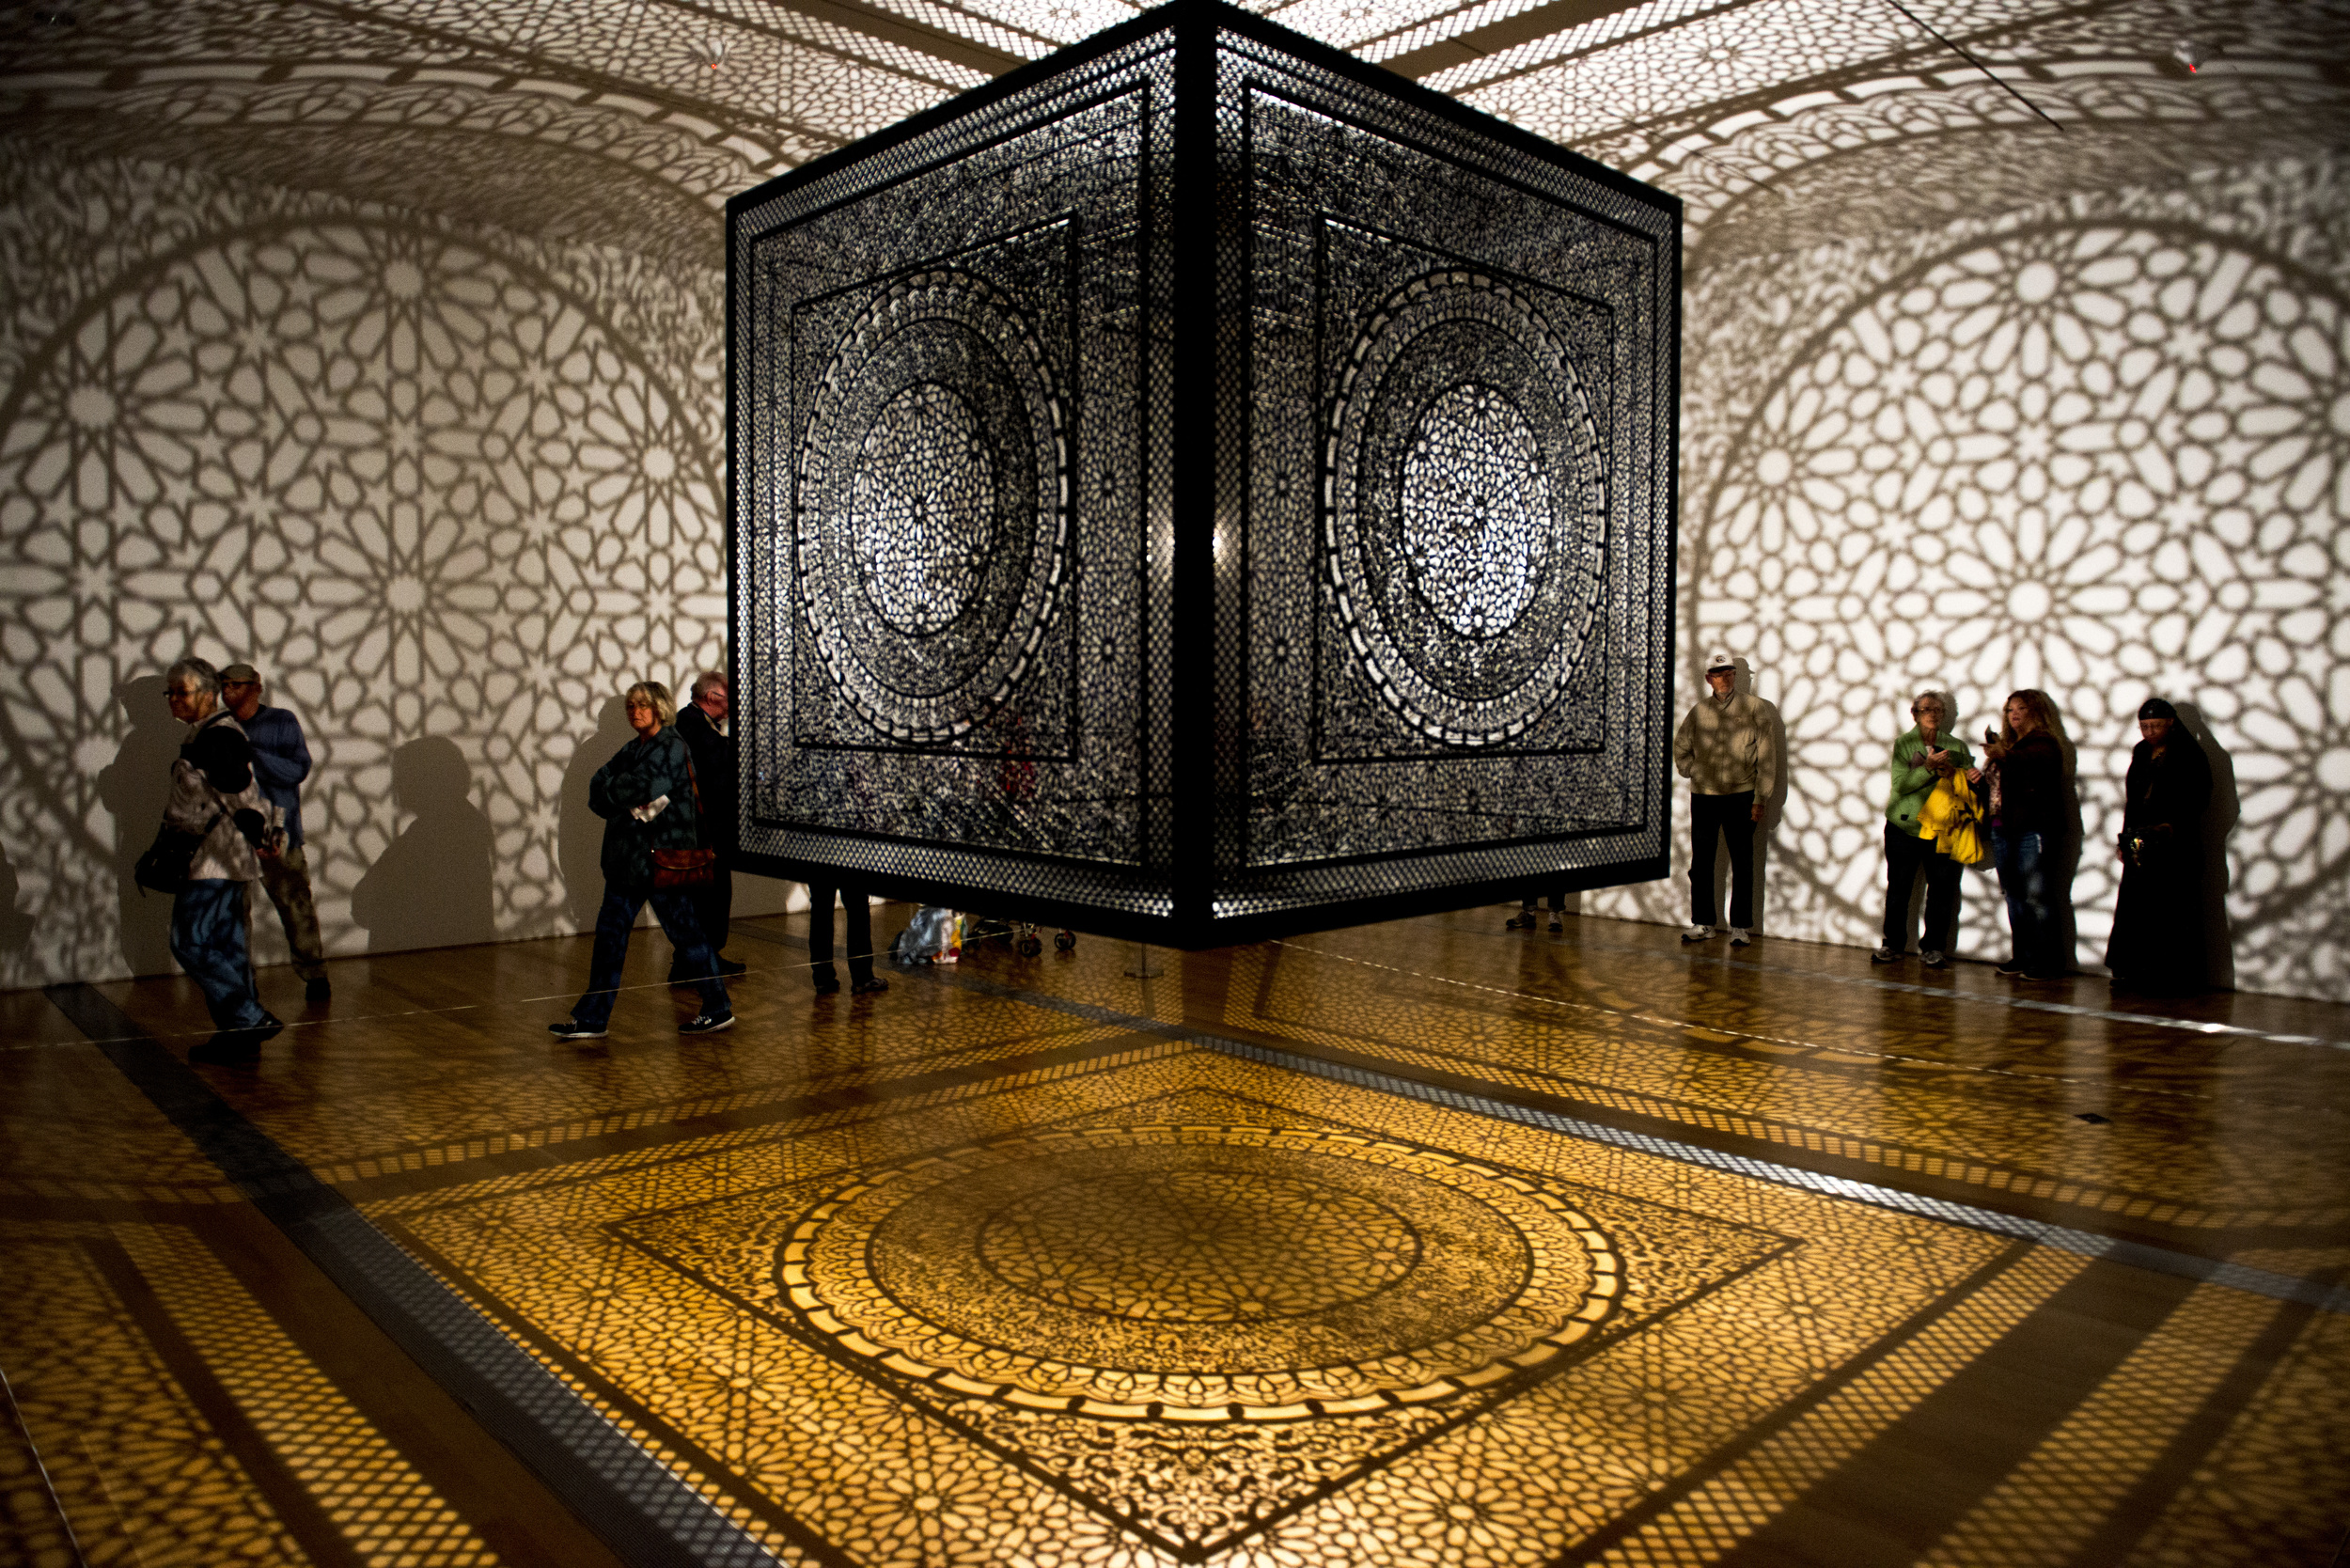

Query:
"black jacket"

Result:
[[673, 703, 738, 854], [589, 729, 699, 893]]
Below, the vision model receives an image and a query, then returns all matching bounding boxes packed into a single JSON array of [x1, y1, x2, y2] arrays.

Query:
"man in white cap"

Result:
[[1671, 649, 1778, 947]]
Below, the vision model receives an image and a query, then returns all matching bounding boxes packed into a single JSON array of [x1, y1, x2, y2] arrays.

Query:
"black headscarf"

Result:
[[2138, 698, 2178, 722]]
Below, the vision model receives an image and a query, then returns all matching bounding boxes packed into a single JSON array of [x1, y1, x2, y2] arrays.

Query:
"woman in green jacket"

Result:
[[551, 682, 732, 1040], [1871, 689, 1972, 969]]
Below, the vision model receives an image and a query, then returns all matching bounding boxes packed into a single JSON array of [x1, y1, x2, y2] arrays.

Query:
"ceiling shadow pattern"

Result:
[[0, 75, 756, 272], [0, 144, 728, 988]]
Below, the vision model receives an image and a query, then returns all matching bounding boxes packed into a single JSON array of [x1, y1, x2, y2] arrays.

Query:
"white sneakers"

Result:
[[1729, 927, 1753, 947], [1684, 924, 1756, 947], [1681, 924, 1714, 943]]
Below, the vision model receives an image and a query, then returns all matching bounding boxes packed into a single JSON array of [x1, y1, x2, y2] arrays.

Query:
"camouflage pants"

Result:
[[258, 840, 326, 980]]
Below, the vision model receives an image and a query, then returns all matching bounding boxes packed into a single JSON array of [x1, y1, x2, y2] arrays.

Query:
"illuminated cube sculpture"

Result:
[[728, 0, 1679, 947]]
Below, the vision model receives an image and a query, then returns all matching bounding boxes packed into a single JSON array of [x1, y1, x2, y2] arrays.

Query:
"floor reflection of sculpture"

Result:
[[349, 738, 494, 956]]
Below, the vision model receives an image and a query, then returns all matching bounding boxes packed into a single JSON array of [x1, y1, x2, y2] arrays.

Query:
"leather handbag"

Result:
[[133, 810, 222, 896], [651, 848, 716, 890], [650, 755, 716, 890]]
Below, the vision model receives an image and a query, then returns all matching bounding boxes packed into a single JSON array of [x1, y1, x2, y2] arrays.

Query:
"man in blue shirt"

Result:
[[221, 663, 329, 1003]]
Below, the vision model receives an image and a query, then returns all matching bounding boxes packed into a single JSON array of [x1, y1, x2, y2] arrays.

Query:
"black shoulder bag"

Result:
[[133, 808, 224, 896]]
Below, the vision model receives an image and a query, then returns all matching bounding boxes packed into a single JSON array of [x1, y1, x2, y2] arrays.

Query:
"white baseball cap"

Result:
[[1704, 649, 1736, 672]]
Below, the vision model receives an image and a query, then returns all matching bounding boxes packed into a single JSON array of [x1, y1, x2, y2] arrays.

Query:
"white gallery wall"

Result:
[[0, 143, 798, 991], [1583, 149, 2350, 1003]]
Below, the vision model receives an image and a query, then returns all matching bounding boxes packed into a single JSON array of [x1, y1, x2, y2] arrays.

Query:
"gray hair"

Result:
[[1910, 689, 1955, 722], [689, 669, 728, 701], [166, 656, 221, 696]]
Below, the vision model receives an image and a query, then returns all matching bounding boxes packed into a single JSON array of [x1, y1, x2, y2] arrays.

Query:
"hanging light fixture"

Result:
[[2172, 39, 2208, 72], [687, 35, 729, 70]]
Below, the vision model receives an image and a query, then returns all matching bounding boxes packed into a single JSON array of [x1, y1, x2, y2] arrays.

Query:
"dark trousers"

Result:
[[171, 879, 272, 1029], [1688, 791, 1756, 928], [1991, 827, 2064, 976], [807, 884, 874, 988], [1883, 823, 1963, 954], [572, 886, 728, 1027], [688, 860, 734, 958]]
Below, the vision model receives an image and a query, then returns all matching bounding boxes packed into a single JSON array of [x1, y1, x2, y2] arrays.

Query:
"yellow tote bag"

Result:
[[1918, 770, 1987, 866]]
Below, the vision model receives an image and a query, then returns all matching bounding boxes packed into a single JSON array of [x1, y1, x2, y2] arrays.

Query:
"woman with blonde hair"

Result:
[[550, 681, 732, 1040], [1973, 689, 2069, 980]]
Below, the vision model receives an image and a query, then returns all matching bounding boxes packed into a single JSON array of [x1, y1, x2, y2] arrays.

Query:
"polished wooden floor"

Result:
[[5, 906, 2347, 1567]]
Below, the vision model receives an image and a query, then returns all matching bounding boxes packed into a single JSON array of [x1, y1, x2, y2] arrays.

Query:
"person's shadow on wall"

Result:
[[350, 737, 495, 952], [2174, 701, 2239, 990], [0, 845, 35, 955], [558, 697, 636, 928], [96, 673, 182, 976]]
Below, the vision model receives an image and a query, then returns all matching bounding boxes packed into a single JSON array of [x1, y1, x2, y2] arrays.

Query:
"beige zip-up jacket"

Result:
[[1672, 690, 1779, 798]]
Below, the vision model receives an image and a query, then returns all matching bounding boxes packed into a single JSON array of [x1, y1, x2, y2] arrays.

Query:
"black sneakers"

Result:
[[548, 1020, 607, 1041], [680, 1012, 735, 1035]]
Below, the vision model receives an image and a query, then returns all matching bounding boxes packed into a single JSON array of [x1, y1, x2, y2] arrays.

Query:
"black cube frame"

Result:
[[727, 0, 1680, 949]]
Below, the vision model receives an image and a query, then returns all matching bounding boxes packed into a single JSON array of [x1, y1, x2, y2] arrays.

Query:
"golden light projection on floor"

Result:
[[15, 915, 2350, 1565], [612, 1090, 1787, 1555], [372, 1043, 2039, 1565]]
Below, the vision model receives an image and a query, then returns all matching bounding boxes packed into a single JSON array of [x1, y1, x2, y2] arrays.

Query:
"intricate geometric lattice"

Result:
[[730, 0, 1679, 945], [1326, 267, 1608, 749], [795, 267, 1070, 746], [0, 146, 726, 987]]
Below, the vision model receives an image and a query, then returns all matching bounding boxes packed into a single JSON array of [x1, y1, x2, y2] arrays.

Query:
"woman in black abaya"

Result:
[[2104, 698, 2212, 996]]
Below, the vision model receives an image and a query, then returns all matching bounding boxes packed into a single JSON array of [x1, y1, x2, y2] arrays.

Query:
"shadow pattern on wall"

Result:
[[0, 143, 728, 988], [1590, 154, 2350, 1000]]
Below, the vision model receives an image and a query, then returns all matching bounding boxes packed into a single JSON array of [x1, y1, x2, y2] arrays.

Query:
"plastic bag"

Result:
[[892, 905, 958, 965]]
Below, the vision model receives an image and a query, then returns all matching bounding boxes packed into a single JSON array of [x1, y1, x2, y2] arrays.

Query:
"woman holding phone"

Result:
[[1971, 690, 2069, 979]]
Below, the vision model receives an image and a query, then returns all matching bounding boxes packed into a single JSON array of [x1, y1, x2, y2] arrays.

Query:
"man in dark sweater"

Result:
[[222, 662, 329, 1003], [670, 671, 745, 981]]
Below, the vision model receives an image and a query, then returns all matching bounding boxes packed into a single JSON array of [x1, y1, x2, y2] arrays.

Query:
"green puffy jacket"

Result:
[[590, 728, 700, 893], [1885, 726, 1972, 834]]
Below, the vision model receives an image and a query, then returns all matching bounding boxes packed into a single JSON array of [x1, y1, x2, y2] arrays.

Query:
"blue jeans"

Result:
[[171, 879, 273, 1029], [1991, 827, 2064, 977], [572, 886, 728, 1027]]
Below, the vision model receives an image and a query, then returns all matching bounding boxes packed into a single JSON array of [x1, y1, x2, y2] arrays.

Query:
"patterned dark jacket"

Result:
[[588, 727, 699, 894]]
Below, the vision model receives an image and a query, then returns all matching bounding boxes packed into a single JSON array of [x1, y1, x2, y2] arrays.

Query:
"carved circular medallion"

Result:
[[796, 271, 1067, 744], [1327, 271, 1607, 746], [776, 1123, 1622, 1420]]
